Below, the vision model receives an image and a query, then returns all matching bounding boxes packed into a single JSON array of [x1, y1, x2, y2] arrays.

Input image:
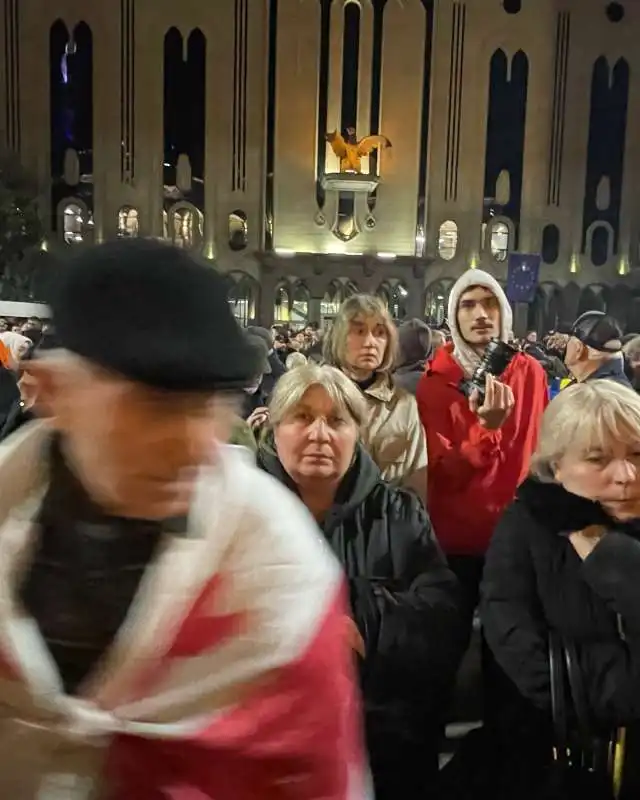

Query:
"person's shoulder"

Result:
[[389, 378, 420, 411], [492, 492, 552, 553], [367, 478, 427, 526]]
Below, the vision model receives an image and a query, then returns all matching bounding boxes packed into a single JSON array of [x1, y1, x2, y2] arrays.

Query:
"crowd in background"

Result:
[[1, 243, 640, 799]]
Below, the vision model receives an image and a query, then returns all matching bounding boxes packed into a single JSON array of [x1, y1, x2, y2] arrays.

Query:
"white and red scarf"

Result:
[[0, 422, 368, 799]]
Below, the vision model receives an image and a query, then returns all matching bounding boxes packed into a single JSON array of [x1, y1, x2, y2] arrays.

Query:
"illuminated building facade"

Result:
[[1, 0, 639, 329]]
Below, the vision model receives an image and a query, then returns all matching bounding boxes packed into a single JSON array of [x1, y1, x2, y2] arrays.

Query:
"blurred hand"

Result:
[[246, 407, 269, 430], [344, 617, 365, 658], [568, 525, 607, 561], [469, 374, 515, 431]]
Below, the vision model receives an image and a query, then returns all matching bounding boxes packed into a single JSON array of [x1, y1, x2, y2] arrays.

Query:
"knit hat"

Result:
[[246, 326, 273, 350], [397, 319, 432, 367], [245, 333, 272, 376], [49, 239, 260, 392], [447, 269, 513, 377]]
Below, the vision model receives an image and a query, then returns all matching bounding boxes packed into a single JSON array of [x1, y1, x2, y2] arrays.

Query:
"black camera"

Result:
[[459, 338, 519, 400]]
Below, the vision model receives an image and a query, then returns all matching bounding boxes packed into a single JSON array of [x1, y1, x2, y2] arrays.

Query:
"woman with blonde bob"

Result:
[[257, 363, 466, 800], [323, 295, 428, 500], [476, 381, 640, 799]]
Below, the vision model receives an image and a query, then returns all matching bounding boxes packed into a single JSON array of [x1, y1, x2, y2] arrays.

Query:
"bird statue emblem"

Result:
[[325, 127, 392, 174]]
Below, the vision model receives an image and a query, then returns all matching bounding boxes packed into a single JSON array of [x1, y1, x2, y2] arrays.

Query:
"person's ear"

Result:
[[21, 361, 60, 418]]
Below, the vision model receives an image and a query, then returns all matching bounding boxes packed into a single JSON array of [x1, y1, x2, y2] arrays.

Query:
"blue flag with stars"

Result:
[[506, 253, 541, 303]]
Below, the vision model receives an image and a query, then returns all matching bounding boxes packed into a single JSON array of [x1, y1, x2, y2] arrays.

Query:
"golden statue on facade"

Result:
[[325, 127, 392, 173]]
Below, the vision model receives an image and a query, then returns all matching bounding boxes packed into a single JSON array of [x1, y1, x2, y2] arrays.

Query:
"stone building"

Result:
[[1, 0, 639, 330]]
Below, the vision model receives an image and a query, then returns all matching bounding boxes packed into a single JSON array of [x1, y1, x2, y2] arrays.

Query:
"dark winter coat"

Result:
[[258, 442, 467, 800], [481, 477, 640, 799]]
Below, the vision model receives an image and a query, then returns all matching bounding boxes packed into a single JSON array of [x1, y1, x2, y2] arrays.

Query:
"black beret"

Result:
[[50, 239, 260, 392]]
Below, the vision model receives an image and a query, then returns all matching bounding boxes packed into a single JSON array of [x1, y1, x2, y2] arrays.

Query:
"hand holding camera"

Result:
[[469, 374, 514, 430]]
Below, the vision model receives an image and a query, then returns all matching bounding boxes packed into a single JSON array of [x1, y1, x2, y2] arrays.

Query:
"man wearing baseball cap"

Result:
[[0, 239, 366, 799], [565, 310, 631, 388]]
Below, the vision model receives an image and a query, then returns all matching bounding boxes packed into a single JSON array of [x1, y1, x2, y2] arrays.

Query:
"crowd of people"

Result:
[[0, 238, 639, 800]]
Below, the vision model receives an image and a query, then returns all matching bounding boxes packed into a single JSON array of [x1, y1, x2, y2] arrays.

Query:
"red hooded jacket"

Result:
[[416, 344, 548, 556]]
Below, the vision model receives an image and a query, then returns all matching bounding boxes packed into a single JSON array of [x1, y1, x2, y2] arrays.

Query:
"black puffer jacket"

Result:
[[258, 443, 467, 800], [481, 477, 640, 799]]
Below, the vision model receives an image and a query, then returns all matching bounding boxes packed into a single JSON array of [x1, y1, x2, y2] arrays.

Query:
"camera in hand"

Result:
[[459, 338, 519, 400]]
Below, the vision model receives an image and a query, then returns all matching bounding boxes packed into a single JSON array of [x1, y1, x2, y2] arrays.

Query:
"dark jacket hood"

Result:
[[257, 438, 381, 528], [517, 476, 640, 539]]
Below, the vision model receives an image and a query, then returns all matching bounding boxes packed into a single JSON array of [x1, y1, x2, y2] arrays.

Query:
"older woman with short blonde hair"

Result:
[[323, 295, 428, 500], [257, 363, 466, 800], [475, 380, 640, 798]]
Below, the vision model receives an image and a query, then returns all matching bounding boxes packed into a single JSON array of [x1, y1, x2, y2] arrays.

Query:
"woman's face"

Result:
[[555, 437, 640, 520], [344, 315, 388, 374], [274, 384, 357, 486]]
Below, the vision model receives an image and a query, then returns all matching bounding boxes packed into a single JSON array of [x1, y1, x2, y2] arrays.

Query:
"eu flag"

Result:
[[506, 253, 541, 303]]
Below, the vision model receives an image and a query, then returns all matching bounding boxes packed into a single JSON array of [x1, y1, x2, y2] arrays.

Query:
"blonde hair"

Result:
[[268, 363, 367, 428], [323, 294, 399, 373], [623, 335, 640, 364], [285, 351, 307, 371], [531, 380, 640, 481]]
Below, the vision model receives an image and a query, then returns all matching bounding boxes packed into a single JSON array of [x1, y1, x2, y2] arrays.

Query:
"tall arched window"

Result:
[[376, 282, 391, 309], [489, 221, 510, 261], [344, 280, 359, 298], [589, 224, 612, 268], [424, 280, 453, 326], [291, 282, 310, 325], [438, 220, 458, 260], [228, 210, 248, 251], [117, 206, 139, 237], [390, 283, 408, 320], [321, 281, 345, 318], [227, 273, 255, 327], [62, 201, 86, 244], [274, 283, 291, 323], [168, 205, 203, 249]]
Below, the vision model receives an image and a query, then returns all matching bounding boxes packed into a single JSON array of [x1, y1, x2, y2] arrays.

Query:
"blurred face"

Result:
[[274, 385, 357, 487], [244, 374, 264, 394], [456, 287, 501, 349], [0, 319, 8, 332], [29, 360, 230, 520], [344, 315, 388, 375], [526, 331, 537, 344], [15, 337, 31, 361], [554, 436, 640, 521]]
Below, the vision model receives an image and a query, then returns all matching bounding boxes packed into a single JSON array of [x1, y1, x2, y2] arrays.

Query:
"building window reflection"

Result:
[[62, 202, 86, 244], [376, 282, 391, 309], [438, 220, 458, 261], [118, 207, 139, 238], [321, 281, 345, 318], [489, 221, 510, 261], [228, 210, 248, 251], [227, 273, 255, 327], [391, 284, 408, 320], [291, 282, 310, 325], [424, 280, 453, 326], [274, 284, 291, 323], [164, 205, 203, 249]]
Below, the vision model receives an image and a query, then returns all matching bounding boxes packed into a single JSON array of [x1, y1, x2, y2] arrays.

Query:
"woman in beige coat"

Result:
[[324, 294, 428, 502]]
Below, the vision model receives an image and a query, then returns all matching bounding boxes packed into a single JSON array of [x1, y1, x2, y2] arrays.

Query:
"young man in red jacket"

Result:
[[417, 269, 548, 613]]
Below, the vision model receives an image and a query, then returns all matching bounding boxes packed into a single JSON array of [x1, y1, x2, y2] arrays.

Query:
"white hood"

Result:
[[447, 269, 513, 377]]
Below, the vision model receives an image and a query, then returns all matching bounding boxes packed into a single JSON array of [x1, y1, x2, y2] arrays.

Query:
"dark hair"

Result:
[[21, 327, 42, 348]]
